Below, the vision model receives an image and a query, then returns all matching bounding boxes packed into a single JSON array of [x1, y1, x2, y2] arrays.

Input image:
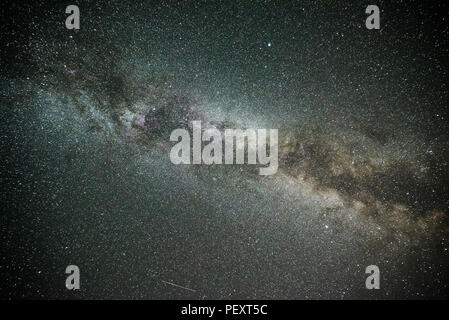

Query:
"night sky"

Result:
[[1, 0, 449, 299]]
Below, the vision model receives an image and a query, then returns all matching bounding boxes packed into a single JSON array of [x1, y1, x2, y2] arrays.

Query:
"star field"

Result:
[[1, 0, 449, 299]]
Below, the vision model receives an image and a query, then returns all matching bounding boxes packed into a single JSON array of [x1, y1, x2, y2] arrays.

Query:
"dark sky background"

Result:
[[1, 0, 449, 299]]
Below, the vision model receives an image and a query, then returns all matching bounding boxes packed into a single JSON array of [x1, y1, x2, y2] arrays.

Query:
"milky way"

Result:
[[1, 1, 449, 299]]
